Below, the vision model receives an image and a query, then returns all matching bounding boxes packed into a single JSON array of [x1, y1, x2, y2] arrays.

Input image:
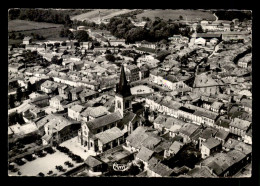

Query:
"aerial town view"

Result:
[[8, 9, 252, 177]]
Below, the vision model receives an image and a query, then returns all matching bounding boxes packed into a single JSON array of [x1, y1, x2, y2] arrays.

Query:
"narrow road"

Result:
[[194, 41, 222, 75], [8, 99, 31, 115], [213, 13, 218, 21]]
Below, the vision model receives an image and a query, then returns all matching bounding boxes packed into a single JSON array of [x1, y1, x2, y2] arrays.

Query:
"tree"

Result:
[[64, 14, 72, 28], [74, 30, 89, 42], [54, 42, 60, 48], [196, 24, 204, 33], [9, 95, 15, 109], [51, 56, 62, 65], [105, 54, 116, 62]]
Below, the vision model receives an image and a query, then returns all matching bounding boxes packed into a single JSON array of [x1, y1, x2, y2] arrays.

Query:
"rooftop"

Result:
[[95, 127, 124, 144], [202, 137, 221, 149]]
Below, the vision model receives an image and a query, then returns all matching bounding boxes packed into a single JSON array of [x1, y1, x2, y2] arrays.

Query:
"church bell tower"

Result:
[[115, 65, 132, 117]]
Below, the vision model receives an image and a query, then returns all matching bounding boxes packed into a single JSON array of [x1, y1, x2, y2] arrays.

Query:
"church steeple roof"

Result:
[[116, 65, 132, 97]]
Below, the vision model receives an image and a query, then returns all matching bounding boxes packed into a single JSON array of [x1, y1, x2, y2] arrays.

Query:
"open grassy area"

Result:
[[8, 19, 62, 32], [71, 9, 137, 22], [136, 9, 216, 22], [8, 20, 66, 45]]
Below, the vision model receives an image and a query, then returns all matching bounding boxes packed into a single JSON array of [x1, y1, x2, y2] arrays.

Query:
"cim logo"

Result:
[[112, 163, 129, 172]]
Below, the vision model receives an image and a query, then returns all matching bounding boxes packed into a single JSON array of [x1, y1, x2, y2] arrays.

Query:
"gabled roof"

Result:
[[136, 146, 154, 162], [86, 111, 122, 131], [69, 104, 85, 113], [229, 118, 251, 131], [95, 127, 124, 144], [148, 162, 174, 177], [169, 141, 184, 154], [187, 166, 216, 177], [215, 129, 229, 140], [202, 137, 221, 149], [179, 123, 200, 137], [199, 128, 218, 140], [85, 156, 103, 167]]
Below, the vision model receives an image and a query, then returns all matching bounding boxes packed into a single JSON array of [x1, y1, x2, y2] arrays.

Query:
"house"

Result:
[[195, 33, 222, 42], [201, 137, 221, 159], [42, 115, 81, 146], [95, 127, 124, 153], [31, 95, 50, 107], [23, 36, 32, 45], [198, 127, 218, 149], [214, 116, 230, 132], [9, 63, 24, 73], [108, 39, 126, 46], [195, 37, 206, 46], [124, 64, 140, 82], [210, 101, 224, 113], [168, 141, 184, 157], [244, 128, 252, 145], [187, 165, 217, 177], [200, 149, 250, 177], [139, 40, 157, 49], [69, 86, 84, 101], [229, 118, 251, 139], [147, 162, 174, 177], [214, 129, 229, 145], [178, 123, 201, 144], [68, 104, 86, 121], [85, 156, 106, 172], [240, 98, 252, 113], [81, 42, 91, 49], [69, 61, 84, 71], [169, 35, 189, 44], [135, 146, 154, 167], [49, 95, 65, 112], [79, 88, 98, 103], [125, 126, 161, 152], [9, 122, 38, 137], [221, 31, 250, 41], [28, 106, 45, 119], [40, 80, 59, 94]]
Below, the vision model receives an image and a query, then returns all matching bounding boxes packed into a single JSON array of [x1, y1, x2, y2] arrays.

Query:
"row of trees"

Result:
[[106, 17, 193, 43], [214, 10, 252, 21], [8, 8, 73, 26], [9, 32, 45, 41], [59, 28, 90, 42], [71, 17, 193, 44]]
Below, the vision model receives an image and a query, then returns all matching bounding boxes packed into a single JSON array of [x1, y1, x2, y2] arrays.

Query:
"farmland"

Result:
[[71, 9, 138, 22], [136, 9, 216, 22], [8, 19, 62, 32], [8, 20, 65, 45]]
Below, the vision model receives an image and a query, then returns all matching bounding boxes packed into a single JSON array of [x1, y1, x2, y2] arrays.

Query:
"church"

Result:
[[78, 65, 145, 153]]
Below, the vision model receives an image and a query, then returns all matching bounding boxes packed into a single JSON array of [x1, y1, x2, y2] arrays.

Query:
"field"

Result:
[[8, 20, 65, 45], [8, 19, 62, 32], [136, 9, 216, 22], [71, 9, 138, 22]]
